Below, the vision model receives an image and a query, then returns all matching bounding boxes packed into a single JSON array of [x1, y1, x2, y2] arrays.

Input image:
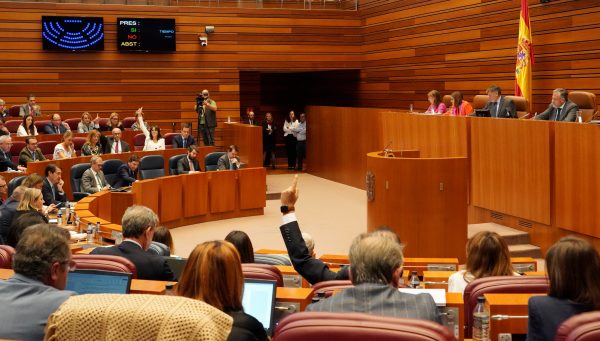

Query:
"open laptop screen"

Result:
[[242, 279, 277, 336], [66, 269, 132, 294]]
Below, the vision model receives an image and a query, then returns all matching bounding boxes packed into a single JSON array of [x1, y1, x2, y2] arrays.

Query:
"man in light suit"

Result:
[[113, 155, 139, 188], [280, 176, 440, 323], [483, 85, 517, 118], [217, 144, 241, 171], [172, 123, 196, 149], [19, 137, 46, 166], [177, 145, 201, 174], [0, 224, 75, 340], [43, 113, 70, 135], [19, 94, 42, 117], [81, 155, 110, 194], [534, 88, 579, 122], [104, 128, 130, 154], [91, 205, 174, 281], [42, 164, 66, 206]]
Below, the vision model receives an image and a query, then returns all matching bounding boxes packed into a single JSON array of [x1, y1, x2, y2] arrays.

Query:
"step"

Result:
[[468, 222, 530, 245], [508, 244, 542, 259]]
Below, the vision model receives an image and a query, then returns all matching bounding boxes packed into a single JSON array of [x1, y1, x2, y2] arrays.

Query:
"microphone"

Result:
[[383, 141, 393, 157], [491, 315, 528, 320]]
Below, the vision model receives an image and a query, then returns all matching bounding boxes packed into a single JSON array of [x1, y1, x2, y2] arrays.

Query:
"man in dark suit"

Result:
[[279, 176, 440, 322], [104, 128, 130, 154], [0, 186, 25, 245], [0, 135, 26, 172], [43, 113, 70, 135], [0, 224, 74, 340], [217, 144, 241, 171], [19, 137, 46, 166], [81, 156, 110, 194], [483, 85, 517, 118], [172, 123, 196, 149], [113, 155, 139, 188], [42, 164, 66, 206], [177, 145, 201, 174], [90, 205, 174, 281], [246, 110, 258, 126], [0, 175, 5, 206], [534, 88, 579, 122]]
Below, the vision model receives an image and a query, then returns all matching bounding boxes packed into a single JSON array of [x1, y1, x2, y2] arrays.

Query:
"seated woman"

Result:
[[177, 241, 268, 341], [53, 131, 74, 160], [77, 112, 99, 133], [148, 226, 174, 256], [17, 114, 38, 136], [100, 112, 124, 132], [527, 236, 600, 341], [136, 108, 165, 151], [448, 91, 474, 116], [22, 173, 43, 190], [448, 231, 516, 293], [7, 188, 51, 247], [425, 90, 447, 114], [225, 230, 254, 263], [81, 130, 103, 156]]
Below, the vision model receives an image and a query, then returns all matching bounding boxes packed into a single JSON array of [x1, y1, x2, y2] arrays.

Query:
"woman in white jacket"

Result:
[[17, 114, 38, 136], [136, 107, 165, 151]]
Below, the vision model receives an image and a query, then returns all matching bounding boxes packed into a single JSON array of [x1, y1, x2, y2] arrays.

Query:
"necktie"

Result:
[[189, 159, 194, 172], [555, 108, 562, 121], [115, 141, 119, 153], [50, 182, 55, 199], [183, 138, 186, 148], [32, 151, 36, 161], [95, 173, 103, 191], [55, 126, 59, 134], [490, 102, 498, 117]]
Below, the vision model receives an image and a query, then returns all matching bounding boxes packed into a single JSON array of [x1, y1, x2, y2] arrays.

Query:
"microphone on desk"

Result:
[[491, 315, 529, 320], [383, 141, 394, 157]]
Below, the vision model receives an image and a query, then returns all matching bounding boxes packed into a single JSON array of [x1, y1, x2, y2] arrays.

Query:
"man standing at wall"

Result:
[[195, 89, 218, 146]]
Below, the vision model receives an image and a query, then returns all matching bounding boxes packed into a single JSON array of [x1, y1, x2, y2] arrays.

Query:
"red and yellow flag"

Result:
[[515, 0, 534, 112]]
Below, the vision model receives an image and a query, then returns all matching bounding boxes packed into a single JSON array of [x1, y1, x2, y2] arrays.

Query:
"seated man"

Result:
[[91, 205, 174, 281], [0, 186, 25, 244], [0, 175, 5, 206], [482, 85, 516, 118], [0, 99, 9, 117], [0, 135, 26, 172], [81, 155, 110, 194], [113, 155, 139, 188], [534, 88, 579, 122], [217, 144, 241, 171], [246, 110, 258, 126], [43, 113, 70, 135], [0, 224, 75, 340], [172, 123, 196, 149], [19, 137, 47, 166], [177, 145, 201, 174], [104, 128, 130, 154], [19, 94, 42, 117], [42, 164, 66, 206]]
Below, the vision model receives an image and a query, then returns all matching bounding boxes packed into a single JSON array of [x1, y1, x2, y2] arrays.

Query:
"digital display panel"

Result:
[[42, 16, 104, 51], [117, 18, 176, 52]]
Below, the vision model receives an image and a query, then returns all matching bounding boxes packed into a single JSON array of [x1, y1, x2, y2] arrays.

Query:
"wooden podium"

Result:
[[366, 150, 468, 262]]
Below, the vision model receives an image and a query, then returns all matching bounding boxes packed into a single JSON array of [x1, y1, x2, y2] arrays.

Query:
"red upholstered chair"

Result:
[[5, 120, 21, 134], [8, 105, 20, 117], [311, 280, 353, 299], [72, 254, 138, 278], [72, 137, 86, 156], [38, 140, 58, 159], [504, 95, 529, 118], [10, 141, 26, 164], [64, 118, 80, 131], [472, 95, 489, 110], [463, 275, 548, 338], [98, 118, 109, 131], [163, 133, 178, 149], [121, 117, 136, 129], [274, 312, 456, 341], [556, 311, 600, 341], [569, 91, 597, 122], [242, 263, 284, 287], [0, 245, 16, 269], [34, 120, 50, 134], [133, 133, 146, 151]]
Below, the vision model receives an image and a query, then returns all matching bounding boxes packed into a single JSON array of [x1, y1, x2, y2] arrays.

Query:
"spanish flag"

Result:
[[515, 0, 534, 112]]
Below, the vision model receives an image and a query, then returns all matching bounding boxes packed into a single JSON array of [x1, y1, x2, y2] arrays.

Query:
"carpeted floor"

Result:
[[170, 173, 367, 259]]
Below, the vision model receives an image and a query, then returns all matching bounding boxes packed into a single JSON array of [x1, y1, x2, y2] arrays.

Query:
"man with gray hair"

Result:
[[0, 99, 9, 117], [0, 224, 75, 340], [0, 185, 26, 244], [0, 135, 26, 172], [534, 88, 578, 121], [91, 205, 174, 281]]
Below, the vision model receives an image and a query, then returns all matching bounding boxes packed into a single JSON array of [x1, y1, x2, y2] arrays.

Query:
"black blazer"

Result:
[[90, 240, 174, 281], [527, 295, 592, 341], [280, 220, 349, 285], [0, 151, 18, 172], [227, 310, 268, 341], [43, 123, 68, 135], [42, 178, 66, 206], [113, 164, 137, 188], [8, 210, 49, 247], [483, 96, 517, 118], [172, 135, 196, 149], [176, 156, 201, 174]]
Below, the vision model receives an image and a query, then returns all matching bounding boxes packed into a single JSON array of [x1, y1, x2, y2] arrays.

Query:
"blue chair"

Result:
[[139, 155, 164, 180], [7, 175, 26, 197], [70, 163, 91, 201], [102, 159, 124, 187], [204, 152, 225, 171], [168, 154, 186, 175]]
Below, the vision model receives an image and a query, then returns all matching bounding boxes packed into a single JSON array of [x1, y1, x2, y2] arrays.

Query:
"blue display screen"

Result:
[[42, 16, 104, 51]]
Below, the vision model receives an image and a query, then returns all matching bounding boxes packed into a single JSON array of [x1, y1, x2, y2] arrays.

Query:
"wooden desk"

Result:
[[255, 249, 288, 255], [275, 265, 310, 288], [423, 271, 454, 289], [511, 257, 538, 272], [276, 287, 314, 312], [485, 293, 544, 341], [0, 268, 13, 280], [446, 292, 464, 341], [222, 122, 263, 168], [130, 279, 171, 295]]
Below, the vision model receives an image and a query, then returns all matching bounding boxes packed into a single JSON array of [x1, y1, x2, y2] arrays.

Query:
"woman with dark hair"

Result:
[[177, 241, 267, 341], [448, 231, 516, 293], [262, 113, 276, 168], [425, 90, 447, 114], [283, 111, 298, 170], [148, 226, 174, 256], [449, 91, 474, 116], [527, 236, 600, 341], [17, 114, 38, 136], [136, 108, 165, 151], [225, 230, 254, 263]]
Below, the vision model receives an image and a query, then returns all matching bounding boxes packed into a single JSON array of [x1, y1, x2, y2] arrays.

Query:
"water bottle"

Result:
[[95, 221, 101, 243], [86, 223, 94, 243], [409, 271, 420, 288], [65, 201, 70, 223], [57, 212, 62, 226], [473, 296, 490, 341]]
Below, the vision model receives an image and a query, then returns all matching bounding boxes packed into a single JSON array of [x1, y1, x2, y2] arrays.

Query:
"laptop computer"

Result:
[[65, 269, 132, 294], [242, 279, 277, 337], [164, 257, 187, 281], [475, 109, 491, 117]]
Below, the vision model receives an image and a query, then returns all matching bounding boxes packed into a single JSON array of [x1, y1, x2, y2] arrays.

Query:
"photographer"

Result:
[[195, 89, 218, 146]]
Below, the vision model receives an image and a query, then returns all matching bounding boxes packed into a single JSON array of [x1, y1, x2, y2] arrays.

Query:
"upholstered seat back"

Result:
[[556, 311, 600, 341], [311, 280, 353, 299], [0, 245, 16, 269], [168, 154, 186, 175], [242, 263, 284, 287], [72, 254, 138, 279], [102, 159, 124, 187], [569, 91, 597, 122], [472, 95, 489, 110], [254, 253, 292, 266], [139, 155, 165, 180], [204, 152, 225, 171]]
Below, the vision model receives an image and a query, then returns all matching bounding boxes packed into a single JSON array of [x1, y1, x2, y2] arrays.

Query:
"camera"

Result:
[[196, 95, 203, 107], [199, 36, 208, 46]]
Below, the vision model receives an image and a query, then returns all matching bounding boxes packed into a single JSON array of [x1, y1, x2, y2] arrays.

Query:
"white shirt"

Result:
[[448, 270, 522, 293], [110, 140, 123, 154], [139, 116, 165, 151], [283, 120, 298, 137], [16, 125, 38, 137]]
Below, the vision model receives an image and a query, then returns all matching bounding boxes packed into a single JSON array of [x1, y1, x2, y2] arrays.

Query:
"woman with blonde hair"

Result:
[[177, 241, 267, 341], [78, 112, 99, 133], [527, 236, 600, 340], [101, 112, 124, 132], [17, 114, 38, 136], [448, 231, 516, 293], [52, 131, 74, 160], [11, 188, 51, 225], [22, 173, 43, 189], [81, 130, 103, 156]]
